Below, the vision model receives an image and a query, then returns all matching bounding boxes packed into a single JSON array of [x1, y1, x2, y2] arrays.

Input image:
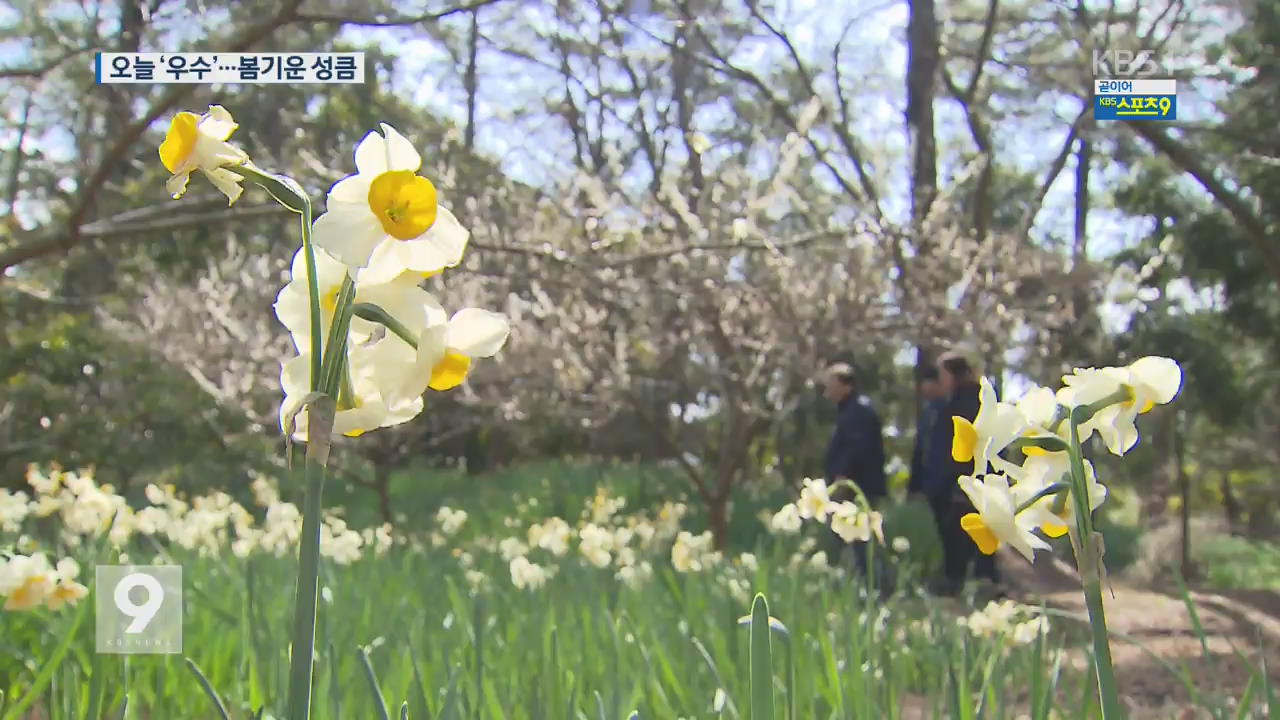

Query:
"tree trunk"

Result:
[[375, 467, 393, 525], [707, 488, 730, 551], [906, 0, 939, 223], [463, 8, 480, 152], [1219, 469, 1241, 536]]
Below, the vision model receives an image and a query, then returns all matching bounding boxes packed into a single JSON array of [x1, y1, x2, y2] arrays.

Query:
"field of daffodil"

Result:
[[3, 462, 1091, 720]]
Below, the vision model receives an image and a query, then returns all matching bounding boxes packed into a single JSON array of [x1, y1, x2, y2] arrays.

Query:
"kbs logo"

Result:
[[1092, 50, 1171, 78], [95, 565, 183, 654]]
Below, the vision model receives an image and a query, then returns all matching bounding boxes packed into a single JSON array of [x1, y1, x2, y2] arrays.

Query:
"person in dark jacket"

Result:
[[934, 352, 1000, 594], [907, 366, 948, 501], [821, 362, 887, 576]]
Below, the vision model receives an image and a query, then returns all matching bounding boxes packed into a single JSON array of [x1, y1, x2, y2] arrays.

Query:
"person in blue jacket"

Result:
[[821, 361, 886, 576]]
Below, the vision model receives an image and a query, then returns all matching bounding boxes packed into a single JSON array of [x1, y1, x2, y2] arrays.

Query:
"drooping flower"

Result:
[[829, 501, 882, 544], [957, 474, 1051, 562], [312, 124, 469, 279], [952, 378, 1030, 476], [158, 105, 249, 204]]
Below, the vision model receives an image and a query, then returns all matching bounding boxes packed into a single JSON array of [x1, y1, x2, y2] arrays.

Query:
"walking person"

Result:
[[907, 365, 947, 502], [820, 361, 887, 581], [934, 352, 1001, 595]]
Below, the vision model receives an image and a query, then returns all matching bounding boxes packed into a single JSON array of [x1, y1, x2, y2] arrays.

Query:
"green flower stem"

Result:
[[228, 164, 323, 391], [1067, 408, 1123, 719], [286, 394, 335, 720], [283, 274, 355, 720], [319, 276, 357, 395], [223, 165, 349, 720], [351, 303, 419, 349], [1014, 482, 1069, 514]]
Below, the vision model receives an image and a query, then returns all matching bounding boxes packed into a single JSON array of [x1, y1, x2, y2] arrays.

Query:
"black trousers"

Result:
[[929, 493, 999, 588]]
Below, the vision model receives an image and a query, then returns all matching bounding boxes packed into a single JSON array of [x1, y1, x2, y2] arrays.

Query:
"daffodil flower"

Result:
[[0, 553, 54, 611], [273, 245, 439, 353], [391, 308, 509, 396], [158, 105, 249, 204], [312, 124, 469, 280], [279, 343, 413, 441], [796, 477, 833, 521], [1005, 454, 1107, 538], [957, 474, 1050, 562], [1059, 356, 1182, 455], [44, 558, 88, 610], [952, 377, 1029, 475]]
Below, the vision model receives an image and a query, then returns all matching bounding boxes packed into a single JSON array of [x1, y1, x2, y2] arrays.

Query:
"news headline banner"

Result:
[[1093, 78, 1177, 121], [96, 52, 365, 84]]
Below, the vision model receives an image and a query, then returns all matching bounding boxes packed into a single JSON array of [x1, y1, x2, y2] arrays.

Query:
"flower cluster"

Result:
[[670, 530, 721, 573], [10, 465, 394, 565], [463, 492, 685, 593], [953, 356, 1181, 561], [274, 123, 509, 440], [769, 478, 884, 545], [0, 554, 88, 612], [957, 599, 1050, 646], [158, 106, 510, 441]]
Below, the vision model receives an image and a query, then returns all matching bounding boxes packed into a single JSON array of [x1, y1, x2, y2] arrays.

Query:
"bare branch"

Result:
[[294, 0, 508, 26]]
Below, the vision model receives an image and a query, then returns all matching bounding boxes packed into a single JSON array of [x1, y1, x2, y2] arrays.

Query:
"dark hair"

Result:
[[826, 362, 857, 389], [938, 352, 975, 382], [918, 366, 940, 382]]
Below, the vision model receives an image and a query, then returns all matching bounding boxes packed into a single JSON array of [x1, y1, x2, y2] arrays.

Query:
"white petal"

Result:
[[379, 123, 423, 172], [353, 130, 389, 176], [166, 171, 192, 199], [312, 207, 386, 268], [359, 241, 416, 285], [1016, 386, 1058, 426], [280, 354, 311, 397], [274, 282, 311, 340], [200, 105, 238, 140], [327, 174, 372, 204], [447, 309, 509, 357], [203, 167, 244, 205], [191, 133, 248, 169], [355, 282, 440, 343], [1129, 356, 1181, 404]]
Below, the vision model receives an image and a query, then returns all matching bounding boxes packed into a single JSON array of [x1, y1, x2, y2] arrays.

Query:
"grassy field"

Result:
[[0, 460, 1268, 719]]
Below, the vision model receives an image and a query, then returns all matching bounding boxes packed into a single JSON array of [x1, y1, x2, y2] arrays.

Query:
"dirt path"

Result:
[[998, 550, 1280, 718]]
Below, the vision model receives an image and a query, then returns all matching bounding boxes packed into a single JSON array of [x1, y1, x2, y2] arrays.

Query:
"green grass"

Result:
[[0, 460, 1271, 719], [1198, 535, 1280, 591]]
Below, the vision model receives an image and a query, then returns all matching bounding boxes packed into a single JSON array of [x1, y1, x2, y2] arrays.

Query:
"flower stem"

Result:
[[1066, 408, 1123, 719], [227, 164, 323, 390], [286, 395, 335, 720]]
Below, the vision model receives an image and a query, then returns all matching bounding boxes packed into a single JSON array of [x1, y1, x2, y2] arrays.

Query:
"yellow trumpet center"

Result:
[[368, 171, 438, 240], [321, 284, 341, 315], [429, 351, 472, 391], [159, 112, 199, 172], [960, 513, 1000, 555], [1040, 520, 1069, 538], [952, 417, 978, 463]]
